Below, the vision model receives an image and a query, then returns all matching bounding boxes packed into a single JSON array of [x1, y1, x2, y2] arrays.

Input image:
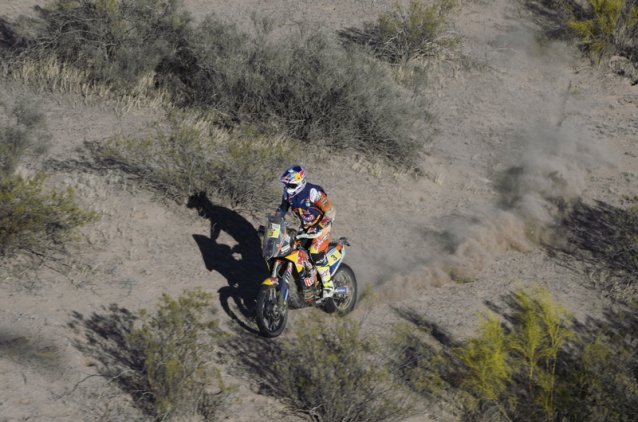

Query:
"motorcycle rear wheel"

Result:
[[256, 285, 288, 337], [323, 263, 357, 315]]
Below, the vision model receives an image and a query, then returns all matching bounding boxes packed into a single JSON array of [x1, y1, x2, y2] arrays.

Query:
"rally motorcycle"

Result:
[[255, 215, 357, 337]]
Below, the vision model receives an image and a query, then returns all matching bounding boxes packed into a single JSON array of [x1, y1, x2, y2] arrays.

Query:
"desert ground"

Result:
[[0, 0, 637, 421]]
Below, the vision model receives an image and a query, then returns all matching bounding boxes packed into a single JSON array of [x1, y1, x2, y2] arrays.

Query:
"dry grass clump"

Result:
[[128, 289, 229, 420], [272, 316, 412, 422], [92, 110, 298, 209]]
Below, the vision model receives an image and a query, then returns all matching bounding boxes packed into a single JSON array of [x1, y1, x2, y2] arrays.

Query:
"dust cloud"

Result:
[[378, 29, 615, 301]]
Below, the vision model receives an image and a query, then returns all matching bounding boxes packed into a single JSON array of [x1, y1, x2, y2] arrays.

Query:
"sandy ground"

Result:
[[1, 0, 637, 420]]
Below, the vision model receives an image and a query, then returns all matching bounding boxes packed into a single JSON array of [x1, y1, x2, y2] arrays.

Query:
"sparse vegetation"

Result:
[[1, 0, 427, 166], [0, 174, 98, 257], [93, 111, 298, 208], [0, 100, 96, 258], [129, 289, 228, 420]]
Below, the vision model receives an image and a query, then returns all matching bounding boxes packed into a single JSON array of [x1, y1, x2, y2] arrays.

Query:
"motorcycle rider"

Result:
[[275, 165, 336, 299]]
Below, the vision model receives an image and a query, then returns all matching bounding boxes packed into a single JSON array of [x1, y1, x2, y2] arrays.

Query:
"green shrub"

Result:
[[455, 315, 515, 418], [128, 289, 227, 420], [93, 111, 298, 209], [567, 0, 638, 60], [0, 98, 50, 176], [339, 0, 460, 64], [274, 316, 412, 422], [0, 174, 98, 257]]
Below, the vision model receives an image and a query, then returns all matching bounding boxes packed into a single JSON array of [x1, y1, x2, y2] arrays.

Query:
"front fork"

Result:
[[266, 260, 291, 304]]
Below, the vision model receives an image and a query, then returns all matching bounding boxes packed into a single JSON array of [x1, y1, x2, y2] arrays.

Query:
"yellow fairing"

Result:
[[284, 251, 304, 273]]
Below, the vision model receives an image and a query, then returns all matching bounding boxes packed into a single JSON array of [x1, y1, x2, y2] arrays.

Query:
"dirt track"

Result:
[[1, 0, 637, 420]]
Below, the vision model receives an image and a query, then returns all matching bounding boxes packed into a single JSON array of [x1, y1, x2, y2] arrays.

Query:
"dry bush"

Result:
[[272, 316, 413, 422], [0, 174, 98, 258], [91, 110, 298, 209], [128, 289, 228, 420], [175, 18, 423, 165], [338, 0, 460, 64], [23, 0, 190, 91]]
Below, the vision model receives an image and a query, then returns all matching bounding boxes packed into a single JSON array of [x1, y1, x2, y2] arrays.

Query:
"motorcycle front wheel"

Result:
[[323, 263, 357, 315], [256, 285, 288, 337]]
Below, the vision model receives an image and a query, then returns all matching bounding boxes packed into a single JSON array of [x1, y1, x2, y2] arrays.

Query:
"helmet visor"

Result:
[[285, 183, 299, 189]]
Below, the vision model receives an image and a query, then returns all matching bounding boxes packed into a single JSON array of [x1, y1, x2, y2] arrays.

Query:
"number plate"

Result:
[[267, 223, 281, 238]]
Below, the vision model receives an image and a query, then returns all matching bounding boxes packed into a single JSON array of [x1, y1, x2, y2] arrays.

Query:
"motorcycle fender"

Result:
[[261, 277, 279, 286]]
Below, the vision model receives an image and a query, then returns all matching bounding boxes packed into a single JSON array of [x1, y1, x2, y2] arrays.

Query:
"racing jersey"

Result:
[[276, 182, 335, 228]]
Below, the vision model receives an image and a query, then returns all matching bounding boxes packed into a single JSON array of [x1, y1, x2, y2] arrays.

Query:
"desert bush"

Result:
[[0, 101, 96, 258], [128, 288, 227, 420], [93, 111, 297, 209], [21, 0, 190, 91], [0, 98, 50, 175], [567, 0, 638, 60], [175, 18, 423, 164], [274, 316, 412, 422], [338, 0, 460, 64], [0, 174, 98, 257]]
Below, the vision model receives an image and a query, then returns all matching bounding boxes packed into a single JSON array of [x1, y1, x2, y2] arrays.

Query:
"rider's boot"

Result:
[[317, 264, 334, 299]]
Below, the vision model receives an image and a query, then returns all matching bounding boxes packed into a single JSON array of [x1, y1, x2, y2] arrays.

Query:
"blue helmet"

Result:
[[280, 165, 306, 197]]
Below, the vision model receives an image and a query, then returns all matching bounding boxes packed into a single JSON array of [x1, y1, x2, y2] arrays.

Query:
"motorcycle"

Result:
[[255, 215, 357, 337]]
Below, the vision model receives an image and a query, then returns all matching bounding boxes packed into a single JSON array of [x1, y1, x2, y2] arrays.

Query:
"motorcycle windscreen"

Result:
[[262, 215, 285, 259]]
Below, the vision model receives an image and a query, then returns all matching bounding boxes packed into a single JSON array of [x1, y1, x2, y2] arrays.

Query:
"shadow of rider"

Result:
[[187, 192, 268, 333]]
